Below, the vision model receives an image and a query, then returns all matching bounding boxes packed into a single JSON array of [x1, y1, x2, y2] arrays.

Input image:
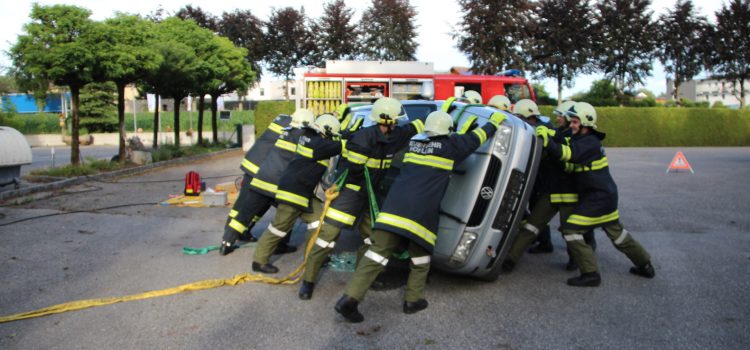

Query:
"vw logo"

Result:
[[480, 186, 494, 200]]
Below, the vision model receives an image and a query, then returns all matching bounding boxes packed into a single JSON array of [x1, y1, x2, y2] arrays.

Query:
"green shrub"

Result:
[[30, 157, 123, 177], [539, 106, 750, 146], [254, 100, 295, 135]]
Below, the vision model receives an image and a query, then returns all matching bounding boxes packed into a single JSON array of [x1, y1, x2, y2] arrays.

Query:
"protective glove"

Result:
[[489, 112, 506, 128], [442, 97, 457, 113], [536, 125, 552, 147]]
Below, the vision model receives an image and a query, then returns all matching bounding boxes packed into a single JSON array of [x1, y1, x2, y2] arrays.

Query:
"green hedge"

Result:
[[0, 113, 60, 134], [538, 106, 750, 147], [253, 100, 295, 135]]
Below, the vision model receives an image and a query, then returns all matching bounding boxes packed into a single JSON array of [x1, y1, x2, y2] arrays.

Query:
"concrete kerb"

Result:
[[0, 148, 243, 203]]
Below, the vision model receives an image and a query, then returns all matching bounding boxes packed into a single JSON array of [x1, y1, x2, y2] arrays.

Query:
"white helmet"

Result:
[[554, 100, 576, 120], [369, 97, 403, 125], [462, 90, 483, 104], [488, 95, 511, 111], [567, 102, 597, 128], [512, 99, 540, 119], [291, 109, 315, 128], [313, 114, 341, 137], [424, 111, 454, 136]]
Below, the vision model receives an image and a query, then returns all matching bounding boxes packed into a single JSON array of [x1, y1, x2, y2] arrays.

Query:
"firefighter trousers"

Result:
[[303, 211, 373, 283], [564, 221, 651, 274], [223, 178, 273, 243], [507, 196, 595, 263], [253, 200, 323, 265], [344, 229, 431, 303]]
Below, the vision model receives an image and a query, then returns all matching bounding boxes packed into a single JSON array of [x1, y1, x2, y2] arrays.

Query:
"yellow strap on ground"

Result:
[[0, 186, 341, 324]]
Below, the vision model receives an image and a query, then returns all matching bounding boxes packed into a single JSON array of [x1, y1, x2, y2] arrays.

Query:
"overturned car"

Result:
[[320, 100, 542, 281]]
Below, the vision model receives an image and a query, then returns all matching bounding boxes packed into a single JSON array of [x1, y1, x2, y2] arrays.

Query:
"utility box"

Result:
[[0, 126, 32, 189]]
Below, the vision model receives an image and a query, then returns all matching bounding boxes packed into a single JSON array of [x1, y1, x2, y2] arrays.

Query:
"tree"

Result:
[[528, 0, 595, 104], [265, 7, 316, 99], [311, 0, 361, 66], [79, 82, 117, 133], [218, 9, 266, 81], [656, 0, 708, 106], [707, 0, 750, 108], [98, 14, 162, 163], [570, 79, 619, 106], [9, 4, 97, 166], [0, 75, 17, 94], [141, 17, 206, 147], [454, 0, 534, 74], [532, 83, 557, 105], [175, 5, 218, 32], [595, 0, 657, 100], [360, 0, 419, 61]]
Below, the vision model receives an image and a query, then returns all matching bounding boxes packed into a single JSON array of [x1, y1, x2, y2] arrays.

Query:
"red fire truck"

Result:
[[293, 61, 535, 115]]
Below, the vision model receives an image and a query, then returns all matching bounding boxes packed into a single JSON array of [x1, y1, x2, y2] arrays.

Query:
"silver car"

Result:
[[322, 100, 541, 281]]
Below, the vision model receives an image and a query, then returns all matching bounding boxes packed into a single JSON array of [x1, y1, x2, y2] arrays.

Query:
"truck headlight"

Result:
[[450, 231, 477, 264], [493, 125, 512, 155]]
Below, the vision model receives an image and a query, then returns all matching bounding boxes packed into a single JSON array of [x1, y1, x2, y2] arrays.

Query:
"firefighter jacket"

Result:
[[241, 115, 291, 176], [373, 122, 498, 253], [546, 130, 619, 230], [547, 126, 578, 205], [275, 128, 343, 212], [527, 119, 554, 197], [248, 126, 305, 198], [324, 119, 425, 228]]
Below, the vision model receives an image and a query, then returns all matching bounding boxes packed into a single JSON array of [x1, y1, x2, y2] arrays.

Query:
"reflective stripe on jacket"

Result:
[[248, 127, 305, 198], [374, 122, 497, 253]]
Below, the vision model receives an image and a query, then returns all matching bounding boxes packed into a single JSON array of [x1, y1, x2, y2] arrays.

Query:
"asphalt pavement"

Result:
[[0, 147, 748, 349]]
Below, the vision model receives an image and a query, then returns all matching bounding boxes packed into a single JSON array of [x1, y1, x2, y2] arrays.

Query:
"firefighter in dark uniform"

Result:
[[513, 99, 556, 254], [252, 115, 343, 274], [302, 98, 424, 293], [220, 113, 290, 249], [334, 110, 505, 323], [503, 100, 596, 271], [219, 109, 314, 255], [537, 102, 655, 287], [335, 103, 364, 139]]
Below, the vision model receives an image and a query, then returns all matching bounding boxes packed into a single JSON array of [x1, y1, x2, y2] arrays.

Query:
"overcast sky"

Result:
[[0, 0, 726, 99]]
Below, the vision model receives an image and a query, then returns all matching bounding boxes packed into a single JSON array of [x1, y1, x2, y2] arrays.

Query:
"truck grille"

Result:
[[467, 156, 502, 226]]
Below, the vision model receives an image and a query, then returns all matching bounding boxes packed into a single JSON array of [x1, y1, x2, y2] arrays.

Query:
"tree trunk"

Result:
[[740, 79, 746, 109], [211, 93, 219, 144], [117, 82, 126, 165], [557, 76, 563, 106], [152, 95, 160, 149], [70, 85, 81, 166], [198, 95, 205, 145], [174, 97, 181, 146]]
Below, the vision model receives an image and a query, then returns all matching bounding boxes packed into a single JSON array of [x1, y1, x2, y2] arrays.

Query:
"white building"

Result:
[[667, 78, 750, 108], [224, 80, 297, 102]]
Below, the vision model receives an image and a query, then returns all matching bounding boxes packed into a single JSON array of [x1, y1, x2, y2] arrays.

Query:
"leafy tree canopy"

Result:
[[360, 0, 419, 61]]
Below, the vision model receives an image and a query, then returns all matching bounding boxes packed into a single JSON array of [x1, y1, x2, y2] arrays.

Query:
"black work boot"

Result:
[[630, 262, 655, 278], [219, 241, 235, 256], [567, 272, 601, 287], [298, 281, 315, 300], [501, 259, 516, 273], [334, 295, 364, 323], [273, 243, 298, 255], [403, 299, 428, 314], [252, 261, 279, 274]]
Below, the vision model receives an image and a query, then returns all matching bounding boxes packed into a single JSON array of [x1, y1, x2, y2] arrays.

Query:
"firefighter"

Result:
[[461, 90, 483, 104], [221, 113, 291, 249], [252, 115, 343, 274], [302, 97, 424, 296], [487, 95, 511, 111], [512, 99, 555, 254], [502, 100, 595, 271], [335, 103, 363, 139], [334, 110, 505, 323], [219, 109, 314, 255], [536, 102, 655, 287]]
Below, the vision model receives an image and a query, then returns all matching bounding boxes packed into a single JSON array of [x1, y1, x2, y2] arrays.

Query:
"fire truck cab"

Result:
[[294, 61, 535, 116]]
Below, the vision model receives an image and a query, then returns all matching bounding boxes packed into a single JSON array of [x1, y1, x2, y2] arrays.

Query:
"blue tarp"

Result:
[[1, 93, 70, 113]]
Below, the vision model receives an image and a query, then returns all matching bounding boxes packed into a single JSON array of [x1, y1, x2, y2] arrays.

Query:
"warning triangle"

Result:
[[667, 151, 694, 173]]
